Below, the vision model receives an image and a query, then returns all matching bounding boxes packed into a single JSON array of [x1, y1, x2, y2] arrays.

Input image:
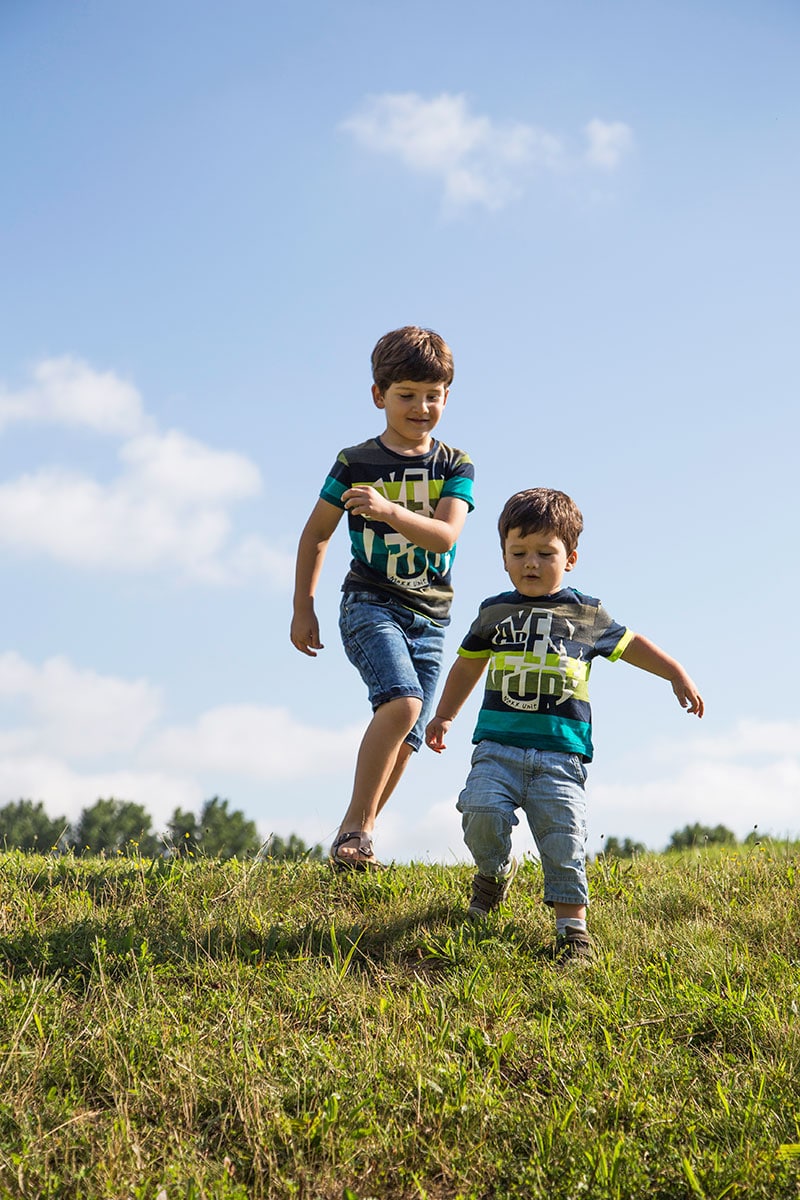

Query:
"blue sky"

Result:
[[1, 0, 798, 861]]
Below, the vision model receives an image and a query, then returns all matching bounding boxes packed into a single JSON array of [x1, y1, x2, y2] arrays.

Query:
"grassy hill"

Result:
[[1, 848, 799, 1199]]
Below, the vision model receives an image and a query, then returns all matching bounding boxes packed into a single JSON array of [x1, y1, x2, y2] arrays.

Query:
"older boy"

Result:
[[291, 327, 475, 869], [426, 488, 703, 959]]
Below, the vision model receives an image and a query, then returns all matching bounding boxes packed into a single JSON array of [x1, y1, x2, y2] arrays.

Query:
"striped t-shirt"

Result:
[[457, 587, 633, 760], [320, 436, 475, 623]]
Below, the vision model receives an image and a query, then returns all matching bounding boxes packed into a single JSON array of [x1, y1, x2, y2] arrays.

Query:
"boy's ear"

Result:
[[372, 384, 385, 408], [564, 549, 578, 572]]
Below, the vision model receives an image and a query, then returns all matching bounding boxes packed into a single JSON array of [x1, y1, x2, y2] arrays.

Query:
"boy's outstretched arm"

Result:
[[425, 655, 489, 752], [290, 498, 344, 657], [341, 490, 469, 554], [620, 634, 704, 717]]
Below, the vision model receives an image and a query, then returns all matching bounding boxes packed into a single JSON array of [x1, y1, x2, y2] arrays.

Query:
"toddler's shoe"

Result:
[[554, 927, 593, 964], [467, 857, 518, 919]]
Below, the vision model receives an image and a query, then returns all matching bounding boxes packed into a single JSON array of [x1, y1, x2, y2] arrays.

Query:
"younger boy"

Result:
[[425, 488, 703, 959], [291, 327, 475, 869]]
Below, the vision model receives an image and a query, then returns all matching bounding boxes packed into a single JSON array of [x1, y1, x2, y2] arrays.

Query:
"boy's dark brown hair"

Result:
[[498, 488, 584, 554], [371, 326, 454, 394]]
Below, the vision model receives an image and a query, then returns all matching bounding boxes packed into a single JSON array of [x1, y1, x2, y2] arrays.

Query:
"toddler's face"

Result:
[[502, 527, 577, 597]]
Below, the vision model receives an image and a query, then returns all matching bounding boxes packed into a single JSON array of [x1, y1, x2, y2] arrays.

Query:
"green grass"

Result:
[[1, 847, 799, 1199]]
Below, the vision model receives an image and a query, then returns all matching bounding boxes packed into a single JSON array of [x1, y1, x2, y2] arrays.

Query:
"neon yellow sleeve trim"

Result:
[[457, 647, 491, 660], [609, 628, 635, 662]]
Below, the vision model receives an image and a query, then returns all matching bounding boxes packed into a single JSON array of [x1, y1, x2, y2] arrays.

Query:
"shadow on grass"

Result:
[[0, 900, 497, 983], [3, 855, 203, 902], [0, 857, 556, 982]]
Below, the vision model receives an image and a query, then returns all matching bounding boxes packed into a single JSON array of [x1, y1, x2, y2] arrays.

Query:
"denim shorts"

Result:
[[456, 741, 589, 906], [339, 590, 446, 752]]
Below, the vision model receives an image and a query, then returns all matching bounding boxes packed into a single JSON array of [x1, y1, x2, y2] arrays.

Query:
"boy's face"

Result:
[[372, 379, 448, 452], [502, 527, 577, 597]]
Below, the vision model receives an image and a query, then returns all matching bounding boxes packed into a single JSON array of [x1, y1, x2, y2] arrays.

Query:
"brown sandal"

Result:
[[329, 830, 384, 872]]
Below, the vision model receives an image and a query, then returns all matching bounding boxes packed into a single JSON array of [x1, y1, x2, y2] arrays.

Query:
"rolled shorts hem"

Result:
[[542, 889, 590, 908], [370, 684, 424, 711]]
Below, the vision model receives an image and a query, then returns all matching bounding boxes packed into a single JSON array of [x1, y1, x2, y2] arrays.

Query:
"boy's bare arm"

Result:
[[290, 498, 344, 657], [425, 655, 489, 753], [341, 490, 469, 554], [620, 634, 704, 717]]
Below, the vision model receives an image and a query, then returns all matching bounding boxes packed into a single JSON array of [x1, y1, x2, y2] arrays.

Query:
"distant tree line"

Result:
[[666, 823, 738, 851], [601, 835, 648, 859], [600, 823, 770, 860], [2, 801, 782, 863], [0, 796, 325, 862]]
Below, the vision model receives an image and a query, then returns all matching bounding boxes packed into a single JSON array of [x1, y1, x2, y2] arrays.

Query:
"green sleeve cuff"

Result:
[[609, 628, 635, 662]]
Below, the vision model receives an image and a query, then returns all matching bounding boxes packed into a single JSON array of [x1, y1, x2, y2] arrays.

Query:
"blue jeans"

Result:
[[457, 741, 589, 906], [339, 590, 446, 752]]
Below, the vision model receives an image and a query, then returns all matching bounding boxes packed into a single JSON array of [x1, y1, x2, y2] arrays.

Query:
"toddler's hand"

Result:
[[672, 673, 704, 718], [425, 716, 451, 753]]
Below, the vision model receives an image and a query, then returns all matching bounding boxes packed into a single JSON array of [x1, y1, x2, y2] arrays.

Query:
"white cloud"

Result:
[[686, 717, 800, 760], [0, 356, 147, 436], [119, 430, 260, 505], [593, 756, 800, 852], [0, 466, 234, 576], [0, 359, 293, 586], [0, 654, 364, 787], [341, 93, 632, 210], [0, 653, 362, 836], [147, 704, 364, 779], [0, 653, 189, 829], [342, 92, 563, 210], [225, 534, 295, 587], [584, 118, 634, 169], [589, 719, 800, 851], [0, 652, 161, 757], [0, 755, 203, 832], [378, 798, 479, 866]]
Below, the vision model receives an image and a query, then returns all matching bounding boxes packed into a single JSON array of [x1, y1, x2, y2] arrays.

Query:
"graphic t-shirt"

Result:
[[320, 436, 475, 623], [457, 587, 634, 760]]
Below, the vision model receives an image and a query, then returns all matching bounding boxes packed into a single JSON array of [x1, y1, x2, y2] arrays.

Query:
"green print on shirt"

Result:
[[487, 608, 590, 711], [319, 436, 475, 623], [354, 466, 448, 590], [354, 467, 445, 515]]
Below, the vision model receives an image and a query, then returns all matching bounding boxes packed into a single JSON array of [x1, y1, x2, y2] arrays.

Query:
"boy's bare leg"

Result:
[[375, 741, 415, 816], [334, 696, 422, 863], [554, 903, 587, 922]]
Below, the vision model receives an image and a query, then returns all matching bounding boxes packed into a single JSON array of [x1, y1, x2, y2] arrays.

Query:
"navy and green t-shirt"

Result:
[[457, 587, 634, 760], [320, 436, 475, 623]]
